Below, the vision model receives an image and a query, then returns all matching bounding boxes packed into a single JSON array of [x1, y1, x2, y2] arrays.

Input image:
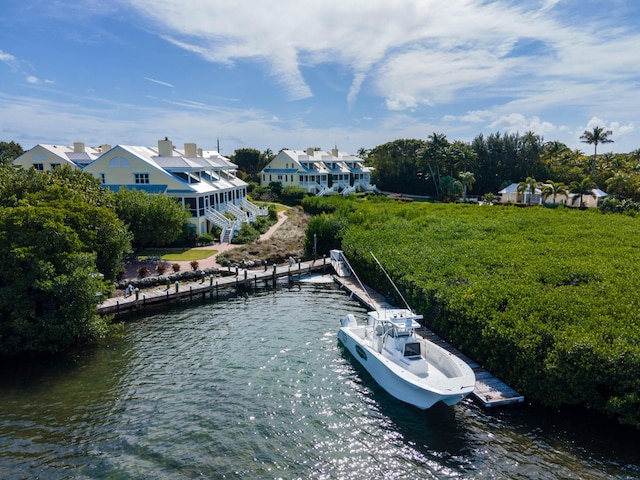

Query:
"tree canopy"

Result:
[[114, 188, 191, 251], [0, 166, 131, 355]]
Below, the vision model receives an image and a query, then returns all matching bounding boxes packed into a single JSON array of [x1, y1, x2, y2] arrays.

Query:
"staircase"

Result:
[[242, 199, 268, 217], [205, 207, 241, 243], [226, 202, 250, 223]]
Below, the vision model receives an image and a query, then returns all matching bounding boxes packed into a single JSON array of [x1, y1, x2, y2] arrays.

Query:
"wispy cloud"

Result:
[[0, 50, 18, 70], [144, 76, 175, 88]]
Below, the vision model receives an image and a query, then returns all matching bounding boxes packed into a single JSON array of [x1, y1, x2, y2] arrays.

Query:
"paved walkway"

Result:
[[123, 209, 289, 280]]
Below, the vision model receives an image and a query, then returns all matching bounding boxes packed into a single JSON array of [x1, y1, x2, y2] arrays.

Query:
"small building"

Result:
[[498, 183, 607, 208], [13, 138, 267, 242], [260, 147, 377, 196]]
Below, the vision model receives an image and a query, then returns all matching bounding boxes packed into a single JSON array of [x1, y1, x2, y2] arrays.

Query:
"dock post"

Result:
[[189, 286, 193, 302], [216, 281, 219, 300]]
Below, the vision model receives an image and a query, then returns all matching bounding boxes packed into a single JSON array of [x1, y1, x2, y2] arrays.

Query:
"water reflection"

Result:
[[0, 283, 638, 479]]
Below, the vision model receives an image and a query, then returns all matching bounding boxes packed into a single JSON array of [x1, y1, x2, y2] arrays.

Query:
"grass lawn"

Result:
[[138, 248, 218, 261]]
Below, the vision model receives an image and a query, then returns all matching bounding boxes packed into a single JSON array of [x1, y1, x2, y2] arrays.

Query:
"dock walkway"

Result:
[[98, 259, 331, 316], [332, 264, 524, 408]]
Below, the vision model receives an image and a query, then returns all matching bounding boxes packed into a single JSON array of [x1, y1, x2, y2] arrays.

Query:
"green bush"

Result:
[[197, 233, 215, 245], [231, 224, 260, 244]]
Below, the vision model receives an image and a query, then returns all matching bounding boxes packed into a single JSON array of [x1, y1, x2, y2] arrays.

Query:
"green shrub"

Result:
[[231, 224, 260, 244]]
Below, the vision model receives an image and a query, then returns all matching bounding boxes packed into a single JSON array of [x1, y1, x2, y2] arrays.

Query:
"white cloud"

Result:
[[0, 50, 17, 68], [26, 75, 39, 84], [144, 77, 174, 88], [490, 113, 555, 135]]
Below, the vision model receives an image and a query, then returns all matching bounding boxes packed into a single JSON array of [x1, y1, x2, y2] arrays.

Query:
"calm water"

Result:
[[1, 280, 639, 479]]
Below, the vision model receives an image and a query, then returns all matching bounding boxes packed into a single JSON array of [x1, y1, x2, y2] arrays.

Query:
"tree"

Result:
[[230, 148, 268, 182], [569, 177, 597, 208], [0, 140, 24, 166], [458, 171, 476, 201], [580, 126, 613, 174], [517, 177, 541, 205], [541, 180, 567, 205], [605, 173, 631, 197], [0, 165, 131, 355], [439, 175, 462, 202], [115, 188, 190, 250]]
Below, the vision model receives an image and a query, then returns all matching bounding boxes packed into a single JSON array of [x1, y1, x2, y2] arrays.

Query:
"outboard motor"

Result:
[[341, 314, 358, 327]]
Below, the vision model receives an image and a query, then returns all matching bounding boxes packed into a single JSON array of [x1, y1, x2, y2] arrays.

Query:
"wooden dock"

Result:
[[98, 259, 332, 317], [333, 273, 524, 408]]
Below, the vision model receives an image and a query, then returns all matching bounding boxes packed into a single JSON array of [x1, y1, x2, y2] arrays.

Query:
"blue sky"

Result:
[[1, 0, 639, 156]]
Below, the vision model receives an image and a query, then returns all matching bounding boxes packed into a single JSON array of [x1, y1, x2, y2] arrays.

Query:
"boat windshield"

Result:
[[404, 342, 421, 357]]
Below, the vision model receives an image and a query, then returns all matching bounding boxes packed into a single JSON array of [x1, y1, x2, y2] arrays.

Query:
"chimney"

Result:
[[158, 137, 173, 156], [100, 144, 111, 153], [331, 146, 339, 157], [73, 142, 85, 153], [197, 148, 203, 157], [184, 142, 197, 157], [306, 147, 315, 156]]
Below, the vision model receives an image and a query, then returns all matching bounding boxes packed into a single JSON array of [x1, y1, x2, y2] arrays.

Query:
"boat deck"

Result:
[[333, 273, 524, 408]]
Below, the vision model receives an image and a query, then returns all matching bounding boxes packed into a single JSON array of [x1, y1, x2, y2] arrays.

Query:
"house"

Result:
[[11, 142, 106, 171], [260, 147, 377, 196], [498, 183, 607, 208], [13, 138, 267, 242]]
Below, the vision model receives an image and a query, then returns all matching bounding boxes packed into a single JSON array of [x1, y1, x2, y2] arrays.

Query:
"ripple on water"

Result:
[[0, 284, 638, 479]]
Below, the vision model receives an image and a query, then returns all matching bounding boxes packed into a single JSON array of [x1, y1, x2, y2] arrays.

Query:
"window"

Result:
[[99, 173, 106, 184], [50, 163, 61, 169], [404, 343, 421, 357], [33, 163, 44, 171], [134, 173, 150, 184]]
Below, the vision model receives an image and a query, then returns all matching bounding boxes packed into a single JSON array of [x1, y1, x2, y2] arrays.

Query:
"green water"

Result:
[[1, 281, 638, 479]]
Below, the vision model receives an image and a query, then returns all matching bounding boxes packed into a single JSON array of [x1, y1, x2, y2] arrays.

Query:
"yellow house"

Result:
[[11, 142, 106, 171], [260, 147, 376, 196], [14, 138, 266, 241]]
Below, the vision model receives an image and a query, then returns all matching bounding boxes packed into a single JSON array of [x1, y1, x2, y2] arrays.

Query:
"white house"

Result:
[[14, 138, 267, 242], [12, 142, 106, 171], [260, 147, 377, 196], [498, 182, 607, 208]]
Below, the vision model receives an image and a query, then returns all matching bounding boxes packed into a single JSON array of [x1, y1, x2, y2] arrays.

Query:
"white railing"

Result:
[[242, 198, 268, 217], [342, 185, 356, 197], [226, 202, 249, 223], [205, 207, 241, 243]]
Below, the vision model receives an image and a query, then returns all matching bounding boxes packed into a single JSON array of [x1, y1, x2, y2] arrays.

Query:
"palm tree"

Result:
[[541, 180, 567, 205], [580, 126, 613, 174], [605, 173, 631, 197], [517, 176, 541, 205], [569, 177, 597, 208], [458, 171, 476, 201]]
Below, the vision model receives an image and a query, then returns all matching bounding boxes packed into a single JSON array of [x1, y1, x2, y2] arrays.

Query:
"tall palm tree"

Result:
[[458, 171, 476, 201], [541, 180, 567, 204], [517, 176, 541, 205], [569, 177, 597, 208], [580, 126, 613, 174]]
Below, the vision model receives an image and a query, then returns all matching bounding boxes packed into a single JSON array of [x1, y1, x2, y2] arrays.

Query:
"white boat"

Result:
[[338, 308, 476, 409]]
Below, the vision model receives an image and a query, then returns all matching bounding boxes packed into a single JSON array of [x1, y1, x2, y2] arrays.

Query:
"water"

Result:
[[1, 281, 639, 479]]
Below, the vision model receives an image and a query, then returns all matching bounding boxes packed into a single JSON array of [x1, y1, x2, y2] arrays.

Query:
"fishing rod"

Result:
[[370, 251, 413, 311]]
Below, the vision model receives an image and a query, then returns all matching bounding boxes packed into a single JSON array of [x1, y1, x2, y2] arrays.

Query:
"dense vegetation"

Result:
[[304, 196, 640, 428], [365, 132, 640, 202], [0, 166, 132, 355], [114, 187, 191, 250]]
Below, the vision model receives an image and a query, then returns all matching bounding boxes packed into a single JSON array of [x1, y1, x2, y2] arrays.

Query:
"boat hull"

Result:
[[338, 326, 471, 409]]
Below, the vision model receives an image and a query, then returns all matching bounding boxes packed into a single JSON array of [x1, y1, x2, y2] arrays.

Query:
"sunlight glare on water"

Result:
[[0, 281, 638, 479]]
